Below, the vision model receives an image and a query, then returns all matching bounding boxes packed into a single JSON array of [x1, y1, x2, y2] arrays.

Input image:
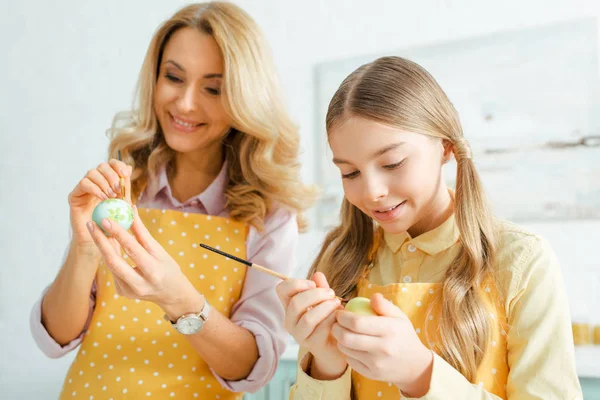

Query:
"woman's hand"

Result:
[[86, 204, 202, 319], [332, 293, 434, 397], [276, 272, 347, 380], [69, 159, 132, 248]]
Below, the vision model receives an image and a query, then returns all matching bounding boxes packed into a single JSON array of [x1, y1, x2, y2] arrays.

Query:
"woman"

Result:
[[30, 3, 317, 399]]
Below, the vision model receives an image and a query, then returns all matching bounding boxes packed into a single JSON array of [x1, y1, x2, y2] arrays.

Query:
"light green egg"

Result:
[[92, 199, 134, 236], [344, 297, 377, 316]]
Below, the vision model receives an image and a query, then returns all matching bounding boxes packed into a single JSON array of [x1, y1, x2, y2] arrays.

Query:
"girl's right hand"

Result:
[[68, 159, 132, 248], [276, 272, 348, 380]]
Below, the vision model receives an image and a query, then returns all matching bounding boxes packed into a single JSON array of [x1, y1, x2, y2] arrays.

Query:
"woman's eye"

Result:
[[165, 74, 183, 83], [341, 170, 360, 179], [206, 87, 221, 96]]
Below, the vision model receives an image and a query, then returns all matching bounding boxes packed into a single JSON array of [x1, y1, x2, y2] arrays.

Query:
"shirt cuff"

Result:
[[29, 289, 87, 358], [289, 352, 352, 400], [211, 320, 282, 393], [403, 353, 475, 400]]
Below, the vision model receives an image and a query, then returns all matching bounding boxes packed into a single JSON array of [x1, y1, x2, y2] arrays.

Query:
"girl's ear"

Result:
[[441, 139, 454, 164]]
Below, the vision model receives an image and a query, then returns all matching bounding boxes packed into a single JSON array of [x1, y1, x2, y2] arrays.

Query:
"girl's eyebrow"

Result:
[[333, 142, 405, 165]]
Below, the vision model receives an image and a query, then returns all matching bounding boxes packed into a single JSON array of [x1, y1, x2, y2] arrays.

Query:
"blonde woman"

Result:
[[30, 3, 316, 399], [277, 56, 582, 399]]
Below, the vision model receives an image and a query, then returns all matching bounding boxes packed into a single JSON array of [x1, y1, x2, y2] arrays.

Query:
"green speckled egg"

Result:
[[92, 199, 134, 235]]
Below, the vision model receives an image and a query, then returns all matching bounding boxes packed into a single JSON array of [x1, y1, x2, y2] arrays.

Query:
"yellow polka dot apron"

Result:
[[60, 208, 248, 399], [352, 278, 509, 399]]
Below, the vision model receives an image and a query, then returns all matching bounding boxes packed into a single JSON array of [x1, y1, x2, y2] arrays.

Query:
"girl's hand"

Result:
[[86, 205, 201, 318], [69, 159, 132, 248], [332, 293, 434, 397], [276, 272, 347, 379]]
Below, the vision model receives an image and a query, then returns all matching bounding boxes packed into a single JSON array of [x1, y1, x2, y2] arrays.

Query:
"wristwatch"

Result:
[[164, 299, 211, 335]]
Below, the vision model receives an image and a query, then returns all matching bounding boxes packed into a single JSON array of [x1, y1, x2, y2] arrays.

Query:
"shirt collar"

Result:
[[383, 213, 460, 256], [144, 160, 229, 215]]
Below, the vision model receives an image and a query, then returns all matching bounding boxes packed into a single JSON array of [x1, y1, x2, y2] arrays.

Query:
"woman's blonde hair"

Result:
[[107, 2, 317, 231], [310, 56, 497, 382]]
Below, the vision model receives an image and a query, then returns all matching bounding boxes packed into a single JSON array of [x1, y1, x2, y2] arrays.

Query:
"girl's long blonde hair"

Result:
[[310, 56, 497, 381], [107, 2, 317, 231]]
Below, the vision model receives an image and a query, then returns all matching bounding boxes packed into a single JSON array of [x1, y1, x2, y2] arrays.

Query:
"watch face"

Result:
[[177, 316, 204, 335]]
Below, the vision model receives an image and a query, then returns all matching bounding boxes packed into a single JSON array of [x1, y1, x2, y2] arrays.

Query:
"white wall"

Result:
[[1, 0, 599, 398]]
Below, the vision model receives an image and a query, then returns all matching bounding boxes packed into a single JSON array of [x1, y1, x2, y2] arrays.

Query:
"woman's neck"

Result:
[[408, 185, 454, 238], [168, 147, 224, 203]]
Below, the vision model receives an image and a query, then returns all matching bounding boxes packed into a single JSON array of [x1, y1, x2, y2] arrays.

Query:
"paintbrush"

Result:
[[199, 243, 349, 303], [117, 150, 126, 200]]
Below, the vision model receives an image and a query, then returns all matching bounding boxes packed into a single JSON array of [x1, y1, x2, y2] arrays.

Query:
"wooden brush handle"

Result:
[[251, 263, 290, 281]]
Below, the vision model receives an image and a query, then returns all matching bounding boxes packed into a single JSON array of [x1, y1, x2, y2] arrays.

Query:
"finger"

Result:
[[97, 162, 122, 196], [344, 354, 371, 378], [332, 322, 381, 352], [276, 278, 316, 309], [311, 271, 330, 289], [87, 221, 145, 287], [336, 310, 398, 337], [337, 342, 371, 363], [85, 168, 117, 198], [98, 217, 154, 275], [130, 205, 161, 257], [370, 293, 407, 319], [295, 298, 341, 341], [70, 177, 109, 201], [287, 287, 337, 325]]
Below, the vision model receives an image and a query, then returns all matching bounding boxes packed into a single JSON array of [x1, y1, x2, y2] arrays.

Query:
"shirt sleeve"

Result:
[[211, 206, 299, 393], [289, 346, 352, 400], [405, 235, 583, 400], [30, 280, 97, 358]]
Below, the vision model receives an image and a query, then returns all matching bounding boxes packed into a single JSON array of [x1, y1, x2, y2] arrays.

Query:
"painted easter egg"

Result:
[[344, 297, 377, 316], [92, 199, 134, 235]]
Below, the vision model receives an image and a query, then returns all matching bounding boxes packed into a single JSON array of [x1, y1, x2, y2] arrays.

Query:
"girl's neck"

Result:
[[408, 185, 454, 238], [168, 147, 224, 203]]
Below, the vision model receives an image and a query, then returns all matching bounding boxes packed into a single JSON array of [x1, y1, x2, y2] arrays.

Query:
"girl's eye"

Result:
[[383, 159, 406, 170], [341, 170, 360, 179], [165, 74, 183, 83]]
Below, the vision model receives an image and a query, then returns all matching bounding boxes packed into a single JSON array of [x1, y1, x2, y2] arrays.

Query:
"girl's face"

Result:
[[153, 27, 231, 156], [329, 116, 451, 236]]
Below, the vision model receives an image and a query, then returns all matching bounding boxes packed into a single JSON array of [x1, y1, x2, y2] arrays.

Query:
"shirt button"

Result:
[[403, 276, 412, 283], [407, 244, 417, 253]]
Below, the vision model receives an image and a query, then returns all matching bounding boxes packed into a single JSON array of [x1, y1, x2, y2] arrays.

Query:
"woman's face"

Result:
[[153, 27, 231, 155]]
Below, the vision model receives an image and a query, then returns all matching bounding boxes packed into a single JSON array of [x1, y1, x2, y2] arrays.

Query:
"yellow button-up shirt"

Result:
[[290, 215, 583, 400]]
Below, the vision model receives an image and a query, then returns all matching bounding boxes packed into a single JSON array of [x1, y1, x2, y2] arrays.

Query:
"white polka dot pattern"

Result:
[[59, 209, 248, 399]]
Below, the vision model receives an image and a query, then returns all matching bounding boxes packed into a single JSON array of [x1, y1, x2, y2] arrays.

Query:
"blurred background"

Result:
[[1, 0, 599, 398]]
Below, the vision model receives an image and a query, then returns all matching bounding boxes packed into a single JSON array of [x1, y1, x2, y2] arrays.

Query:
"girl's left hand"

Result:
[[331, 293, 434, 397], [86, 205, 201, 319]]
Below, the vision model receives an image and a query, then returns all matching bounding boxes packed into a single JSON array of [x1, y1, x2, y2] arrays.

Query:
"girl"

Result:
[[277, 56, 583, 399], [30, 3, 316, 399]]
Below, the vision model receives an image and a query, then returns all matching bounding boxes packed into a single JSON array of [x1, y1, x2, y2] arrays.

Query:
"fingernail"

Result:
[[86, 221, 94, 232], [114, 182, 120, 192], [108, 188, 116, 197], [102, 219, 112, 231], [328, 289, 335, 296], [120, 169, 128, 177]]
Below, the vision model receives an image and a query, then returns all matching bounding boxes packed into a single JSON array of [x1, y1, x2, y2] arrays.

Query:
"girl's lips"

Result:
[[371, 200, 406, 222]]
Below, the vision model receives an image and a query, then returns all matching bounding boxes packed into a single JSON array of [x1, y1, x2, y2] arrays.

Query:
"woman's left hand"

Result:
[[86, 205, 201, 319], [331, 293, 434, 397]]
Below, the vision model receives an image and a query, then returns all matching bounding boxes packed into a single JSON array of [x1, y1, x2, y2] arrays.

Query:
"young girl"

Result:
[[30, 3, 316, 399], [277, 56, 583, 399]]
